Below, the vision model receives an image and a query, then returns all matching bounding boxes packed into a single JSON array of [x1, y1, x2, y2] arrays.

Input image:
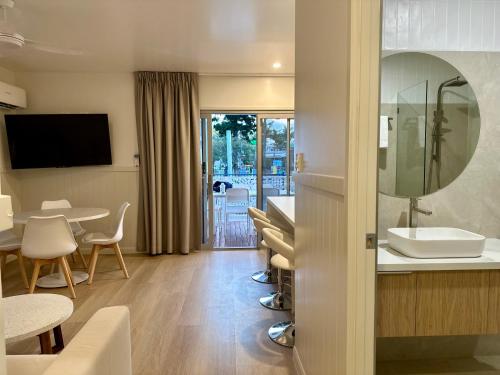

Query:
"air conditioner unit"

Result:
[[0, 81, 26, 109]]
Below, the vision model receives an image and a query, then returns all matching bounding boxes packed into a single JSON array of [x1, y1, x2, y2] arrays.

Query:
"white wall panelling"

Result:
[[10, 167, 139, 253], [383, 0, 500, 52], [294, 0, 380, 373], [293, 173, 347, 374], [294, 0, 351, 371]]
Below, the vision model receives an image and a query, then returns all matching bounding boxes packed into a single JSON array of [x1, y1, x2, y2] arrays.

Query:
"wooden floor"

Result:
[[2, 250, 294, 375], [214, 220, 257, 248]]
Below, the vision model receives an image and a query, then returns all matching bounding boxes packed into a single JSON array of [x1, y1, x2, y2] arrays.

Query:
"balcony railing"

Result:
[[212, 173, 289, 191]]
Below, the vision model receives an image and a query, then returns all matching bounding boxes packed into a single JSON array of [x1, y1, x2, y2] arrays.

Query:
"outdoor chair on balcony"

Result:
[[263, 187, 280, 209], [224, 188, 250, 234]]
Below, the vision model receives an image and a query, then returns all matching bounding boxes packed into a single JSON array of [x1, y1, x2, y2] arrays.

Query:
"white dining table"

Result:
[[14, 207, 110, 224], [14, 207, 110, 288]]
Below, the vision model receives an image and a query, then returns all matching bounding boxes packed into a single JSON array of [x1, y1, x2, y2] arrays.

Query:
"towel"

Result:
[[380, 115, 390, 148], [418, 115, 426, 147]]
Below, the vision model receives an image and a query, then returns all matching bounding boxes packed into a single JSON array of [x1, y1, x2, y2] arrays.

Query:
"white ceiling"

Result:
[[0, 0, 295, 74]]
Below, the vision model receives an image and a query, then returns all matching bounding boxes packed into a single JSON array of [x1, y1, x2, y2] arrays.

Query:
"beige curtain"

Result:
[[135, 72, 201, 255]]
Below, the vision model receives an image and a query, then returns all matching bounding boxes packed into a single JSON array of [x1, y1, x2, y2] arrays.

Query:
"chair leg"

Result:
[[70, 253, 76, 263], [15, 250, 29, 289], [50, 263, 56, 274], [59, 257, 76, 299], [112, 243, 129, 279], [29, 259, 42, 294], [65, 256, 76, 286], [75, 247, 88, 269], [87, 245, 100, 285]]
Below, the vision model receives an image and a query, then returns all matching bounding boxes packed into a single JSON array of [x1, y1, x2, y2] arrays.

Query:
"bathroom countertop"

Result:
[[378, 238, 500, 272]]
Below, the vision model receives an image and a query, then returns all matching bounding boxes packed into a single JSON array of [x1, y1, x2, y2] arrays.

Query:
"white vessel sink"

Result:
[[387, 227, 486, 258]]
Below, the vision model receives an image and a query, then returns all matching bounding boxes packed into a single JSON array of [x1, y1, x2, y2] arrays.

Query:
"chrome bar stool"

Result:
[[248, 207, 277, 284], [262, 227, 295, 348], [259, 228, 293, 311]]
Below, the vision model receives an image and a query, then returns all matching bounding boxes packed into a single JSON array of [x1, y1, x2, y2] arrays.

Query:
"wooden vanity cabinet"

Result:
[[377, 273, 416, 337], [377, 270, 500, 337], [487, 270, 500, 334]]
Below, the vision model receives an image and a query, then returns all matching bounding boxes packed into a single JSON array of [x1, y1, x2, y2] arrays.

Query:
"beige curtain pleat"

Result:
[[135, 72, 201, 255]]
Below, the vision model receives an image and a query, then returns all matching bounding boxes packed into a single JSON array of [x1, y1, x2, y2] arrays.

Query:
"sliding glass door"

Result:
[[200, 115, 213, 249], [211, 113, 257, 248], [259, 115, 295, 210], [201, 112, 294, 249]]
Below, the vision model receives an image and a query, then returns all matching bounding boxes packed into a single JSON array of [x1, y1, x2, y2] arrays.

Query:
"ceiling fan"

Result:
[[0, 0, 83, 55]]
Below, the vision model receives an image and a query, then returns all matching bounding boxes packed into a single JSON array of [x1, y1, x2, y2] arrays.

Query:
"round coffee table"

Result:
[[14, 207, 110, 288], [4, 294, 73, 354]]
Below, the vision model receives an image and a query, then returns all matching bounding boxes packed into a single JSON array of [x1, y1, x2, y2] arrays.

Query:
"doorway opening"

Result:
[[201, 112, 294, 249]]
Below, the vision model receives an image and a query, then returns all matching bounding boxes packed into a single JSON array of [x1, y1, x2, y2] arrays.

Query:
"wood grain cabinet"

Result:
[[487, 270, 500, 334], [377, 270, 500, 337], [377, 273, 416, 337]]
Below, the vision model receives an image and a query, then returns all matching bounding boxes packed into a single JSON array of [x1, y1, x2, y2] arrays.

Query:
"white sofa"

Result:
[[6, 306, 131, 375]]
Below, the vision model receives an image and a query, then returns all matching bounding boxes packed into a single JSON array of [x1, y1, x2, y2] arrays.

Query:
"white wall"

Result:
[[199, 75, 294, 111], [294, 0, 350, 374], [11, 73, 295, 168], [14, 72, 138, 168], [0, 72, 295, 252], [295, 2, 348, 176]]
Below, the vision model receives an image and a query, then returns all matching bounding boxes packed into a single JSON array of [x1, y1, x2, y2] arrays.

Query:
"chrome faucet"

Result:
[[409, 197, 432, 228]]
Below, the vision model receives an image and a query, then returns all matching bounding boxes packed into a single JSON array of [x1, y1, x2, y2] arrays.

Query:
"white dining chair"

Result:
[[0, 230, 29, 289], [224, 188, 250, 233], [22, 215, 78, 298], [83, 202, 131, 284], [41, 199, 88, 268]]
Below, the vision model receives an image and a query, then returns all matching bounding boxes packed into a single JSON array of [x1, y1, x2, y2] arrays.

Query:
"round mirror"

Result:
[[379, 52, 481, 198]]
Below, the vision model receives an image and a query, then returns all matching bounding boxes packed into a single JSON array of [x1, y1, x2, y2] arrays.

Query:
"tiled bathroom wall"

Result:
[[379, 51, 500, 240], [383, 0, 500, 52]]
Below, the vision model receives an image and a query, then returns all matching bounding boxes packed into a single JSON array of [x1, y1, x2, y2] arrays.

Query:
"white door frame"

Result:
[[200, 111, 294, 250], [345, 0, 381, 373], [200, 114, 214, 250]]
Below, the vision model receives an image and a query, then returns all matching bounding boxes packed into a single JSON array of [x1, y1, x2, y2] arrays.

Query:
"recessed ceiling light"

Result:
[[272, 62, 282, 69]]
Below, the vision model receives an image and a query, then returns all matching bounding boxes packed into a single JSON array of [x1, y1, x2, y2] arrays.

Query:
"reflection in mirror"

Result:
[[379, 52, 481, 198]]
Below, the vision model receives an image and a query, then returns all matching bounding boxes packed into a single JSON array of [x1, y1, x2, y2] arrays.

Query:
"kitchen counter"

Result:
[[266, 196, 295, 233], [378, 238, 500, 272]]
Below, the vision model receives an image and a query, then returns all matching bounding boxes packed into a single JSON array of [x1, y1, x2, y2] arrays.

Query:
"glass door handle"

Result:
[[207, 175, 213, 194]]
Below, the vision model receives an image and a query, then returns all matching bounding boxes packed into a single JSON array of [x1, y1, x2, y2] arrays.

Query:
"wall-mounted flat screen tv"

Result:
[[5, 114, 112, 169]]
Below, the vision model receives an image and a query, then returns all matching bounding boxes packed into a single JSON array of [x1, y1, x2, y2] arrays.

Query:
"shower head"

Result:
[[437, 76, 469, 106], [442, 76, 468, 88]]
